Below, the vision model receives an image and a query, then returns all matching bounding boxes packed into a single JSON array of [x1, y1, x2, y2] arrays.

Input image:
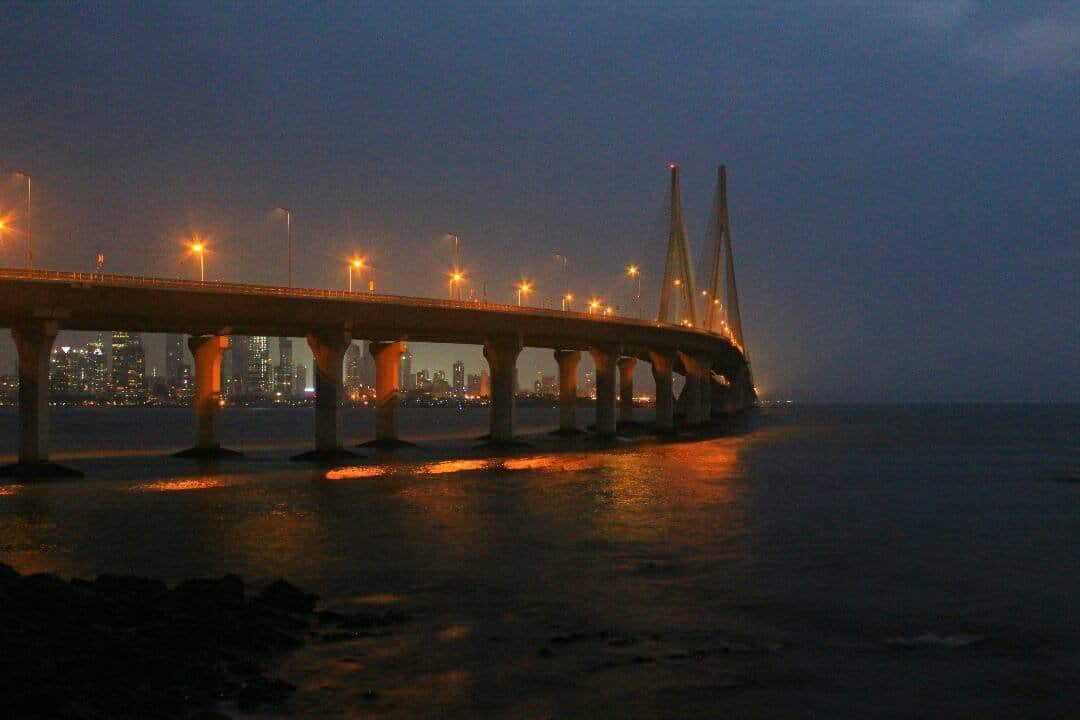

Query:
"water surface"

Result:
[[1, 405, 1077, 718]]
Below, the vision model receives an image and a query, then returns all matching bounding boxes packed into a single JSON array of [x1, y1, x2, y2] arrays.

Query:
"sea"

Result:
[[1, 404, 1077, 719]]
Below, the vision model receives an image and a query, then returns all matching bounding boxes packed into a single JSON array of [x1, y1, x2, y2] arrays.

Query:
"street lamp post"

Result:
[[449, 270, 464, 300], [276, 207, 292, 288], [15, 172, 30, 269], [348, 257, 364, 292], [191, 240, 206, 282], [517, 281, 532, 306], [627, 264, 641, 318], [563, 292, 573, 311]]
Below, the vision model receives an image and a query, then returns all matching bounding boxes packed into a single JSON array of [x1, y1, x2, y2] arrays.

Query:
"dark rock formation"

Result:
[[0, 564, 314, 719]]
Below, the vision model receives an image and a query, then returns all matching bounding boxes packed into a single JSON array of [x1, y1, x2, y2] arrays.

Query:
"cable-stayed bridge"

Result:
[[0, 167, 755, 478]]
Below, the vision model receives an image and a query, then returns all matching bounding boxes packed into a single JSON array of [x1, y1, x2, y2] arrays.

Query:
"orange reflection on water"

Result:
[[418, 459, 488, 475], [131, 477, 228, 493], [324, 465, 390, 480], [0, 485, 20, 496], [502, 454, 602, 473]]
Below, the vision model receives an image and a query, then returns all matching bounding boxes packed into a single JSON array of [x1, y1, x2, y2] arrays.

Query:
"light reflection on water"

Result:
[[130, 477, 232, 493], [1, 405, 1077, 717]]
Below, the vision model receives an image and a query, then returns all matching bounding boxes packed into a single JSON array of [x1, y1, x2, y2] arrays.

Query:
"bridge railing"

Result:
[[0, 267, 737, 346]]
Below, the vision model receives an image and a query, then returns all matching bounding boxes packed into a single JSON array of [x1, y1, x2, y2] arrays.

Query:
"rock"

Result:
[[0, 565, 314, 719], [258, 579, 318, 614], [173, 574, 245, 607], [236, 676, 295, 712]]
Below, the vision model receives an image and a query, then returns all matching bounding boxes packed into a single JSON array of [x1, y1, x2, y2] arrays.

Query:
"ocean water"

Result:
[[0, 404, 1077, 718]]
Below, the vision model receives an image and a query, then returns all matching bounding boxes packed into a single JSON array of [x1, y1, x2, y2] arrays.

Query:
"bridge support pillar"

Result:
[[363, 340, 411, 448], [552, 349, 582, 435], [483, 336, 523, 444], [0, 322, 80, 479], [617, 357, 638, 427], [176, 335, 239, 459], [589, 345, 619, 438], [679, 351, 711, 427], [648, 350, 676, 434], [294, 329, 355, 462]]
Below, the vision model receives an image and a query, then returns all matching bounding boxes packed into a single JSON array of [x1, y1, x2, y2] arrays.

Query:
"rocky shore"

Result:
[[0, 564, 320, 719]]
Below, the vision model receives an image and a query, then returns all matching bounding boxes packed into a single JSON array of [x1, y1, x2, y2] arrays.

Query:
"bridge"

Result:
[[0, 165, 755, 477]]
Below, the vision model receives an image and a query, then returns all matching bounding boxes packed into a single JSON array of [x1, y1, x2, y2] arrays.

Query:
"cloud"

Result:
[[896, 2, 1080, 78], [970, 11, 1080, 77]]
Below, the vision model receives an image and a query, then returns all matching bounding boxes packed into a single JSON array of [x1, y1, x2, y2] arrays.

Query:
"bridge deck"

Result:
[[0, 269, 744, 365]]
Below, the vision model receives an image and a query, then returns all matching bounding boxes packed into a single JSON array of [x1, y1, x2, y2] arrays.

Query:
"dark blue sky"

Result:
[[2, 2, 1077, 401]]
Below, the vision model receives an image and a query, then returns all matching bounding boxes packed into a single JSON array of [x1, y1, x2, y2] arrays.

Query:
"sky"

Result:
[[1, 2, 1077, 401]]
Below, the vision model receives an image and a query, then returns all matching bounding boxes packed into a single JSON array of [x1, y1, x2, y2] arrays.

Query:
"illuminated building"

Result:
[[294, 364, 307, 397], [400, 348, 413, 390], [278, 338, 294, 397], [245, 336, 272, 398], [110, 331, 146, 403], [452, 360, 465, 395], [344, 342, 364, 392]]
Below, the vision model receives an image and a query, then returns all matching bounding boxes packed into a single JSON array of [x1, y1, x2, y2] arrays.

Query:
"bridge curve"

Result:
[[0, 269, 754, 477]]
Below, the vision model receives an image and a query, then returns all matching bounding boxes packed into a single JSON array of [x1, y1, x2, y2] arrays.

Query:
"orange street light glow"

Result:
[[627, 264, 639, 276]]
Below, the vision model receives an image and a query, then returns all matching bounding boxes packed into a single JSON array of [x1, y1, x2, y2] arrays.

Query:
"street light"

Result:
[[588, 298, 602, 315], [190, 239, 206, 282], [449, 269, 465, 300], [672, 277, 683, 324], [516, 280, 532, 306], [562, 292, 573, 311], [14, 172, 30, 269], [348, 257, 365, 292], [275, 207, 291, 288], [627, 264, 642, 318]]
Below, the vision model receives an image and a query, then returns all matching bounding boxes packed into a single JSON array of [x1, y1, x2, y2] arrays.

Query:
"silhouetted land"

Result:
[[0, 564, 408, 718]]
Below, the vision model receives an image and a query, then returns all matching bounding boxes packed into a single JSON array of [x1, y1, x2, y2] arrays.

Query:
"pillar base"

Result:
[[355, 438, 417, 450], [290, 448, 358, 464], [173, 445, 243, 459], [0, 461, 83, 479]]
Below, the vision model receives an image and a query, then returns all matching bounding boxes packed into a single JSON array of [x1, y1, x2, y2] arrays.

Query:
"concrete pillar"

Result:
[[176, 335, 238, 457], [13, 322, 57, 464], [483, 336, 522, 443], [553, 349, 582, 435], [297, 329, 353, 460], [589, 345, 618, 437], [617, 356, 638, 426], [1, 322, 80, 478], [648, 350, 675, 433], [679, 351, 709, 426], [369, 340, 407, 446]]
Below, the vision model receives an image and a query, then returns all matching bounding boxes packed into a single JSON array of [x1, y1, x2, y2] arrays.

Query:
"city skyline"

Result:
[[1, 4, 1077, 402]]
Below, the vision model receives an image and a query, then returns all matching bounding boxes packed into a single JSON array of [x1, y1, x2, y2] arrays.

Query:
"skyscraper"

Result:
[[344, 342, 364, 393], [86, 337, 108, 397], [165, 334, 186, 389], [294, 363, 307, 396], [227, 337, 248, 398], [277, 337, 294, 397], [111, 331, 146, 403], [400, 348, 413, 391], [245, 336, 271, 398], [452, 360, 465, 395]]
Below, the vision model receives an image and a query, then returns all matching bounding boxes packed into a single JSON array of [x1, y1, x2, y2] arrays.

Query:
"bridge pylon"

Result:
[[657, 164, 697, 326], [701, 165, 746, 352]]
